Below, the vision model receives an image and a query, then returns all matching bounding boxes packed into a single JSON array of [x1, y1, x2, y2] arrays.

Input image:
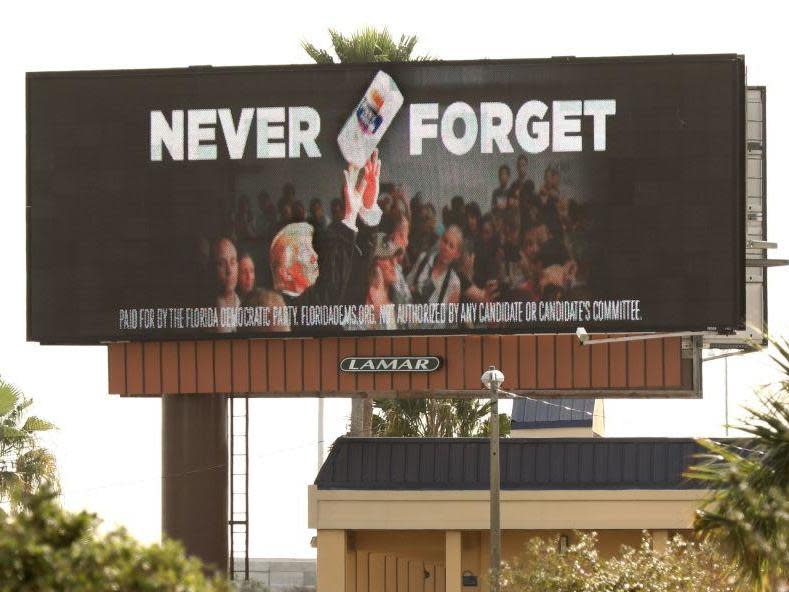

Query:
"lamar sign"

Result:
[[340, 356, 442, 373]]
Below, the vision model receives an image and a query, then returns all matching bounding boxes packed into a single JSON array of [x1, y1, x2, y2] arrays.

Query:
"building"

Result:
[[309, 436, 708, 592], [509, 398, 605, 438]]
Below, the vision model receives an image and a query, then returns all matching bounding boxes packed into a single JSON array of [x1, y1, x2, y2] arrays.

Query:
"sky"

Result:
[[2, 0, 788, 559]]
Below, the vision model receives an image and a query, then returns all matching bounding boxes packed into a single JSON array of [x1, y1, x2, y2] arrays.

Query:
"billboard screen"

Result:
[[27, 55, 745, 344]]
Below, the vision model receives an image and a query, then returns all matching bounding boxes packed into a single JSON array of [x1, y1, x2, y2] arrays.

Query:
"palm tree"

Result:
[[302, 28, 429, 65], [302, 27, 429, 437], [372, 398, 510, 438], [686, 337, 789, 591], [0, 377, 58, 507]]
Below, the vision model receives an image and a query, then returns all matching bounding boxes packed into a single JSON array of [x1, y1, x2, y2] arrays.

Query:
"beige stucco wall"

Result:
[[309, 486, 706, 531]]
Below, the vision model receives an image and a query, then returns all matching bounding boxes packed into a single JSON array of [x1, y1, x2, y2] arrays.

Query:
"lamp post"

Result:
[[481, 365, 504, 592]]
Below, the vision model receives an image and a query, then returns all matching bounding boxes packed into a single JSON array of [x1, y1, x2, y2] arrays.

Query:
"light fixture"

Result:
[[481, 366, 504, 390]]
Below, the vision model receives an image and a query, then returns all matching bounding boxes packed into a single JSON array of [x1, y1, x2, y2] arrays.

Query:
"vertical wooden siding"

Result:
[[108, 335, 689, 397]]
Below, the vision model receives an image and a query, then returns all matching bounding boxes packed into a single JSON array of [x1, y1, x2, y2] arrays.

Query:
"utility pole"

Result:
[[318, 397, 325, 469], [481, 366, 504, 592]]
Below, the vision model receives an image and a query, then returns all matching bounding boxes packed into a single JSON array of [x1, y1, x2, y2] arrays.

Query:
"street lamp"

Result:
[[481, 366, 504, 592]]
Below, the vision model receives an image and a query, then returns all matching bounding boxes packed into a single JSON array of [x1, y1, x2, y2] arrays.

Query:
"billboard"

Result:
[[27, 55, 746, 344]]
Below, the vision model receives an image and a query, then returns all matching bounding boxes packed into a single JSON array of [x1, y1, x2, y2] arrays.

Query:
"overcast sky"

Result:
[[3, 0, 788, 559]]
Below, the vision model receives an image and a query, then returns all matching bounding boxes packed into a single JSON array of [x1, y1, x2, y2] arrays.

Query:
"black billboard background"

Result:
[[27, 55, 745, 344]]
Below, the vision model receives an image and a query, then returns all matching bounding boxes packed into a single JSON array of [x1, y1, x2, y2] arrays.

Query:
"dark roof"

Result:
[[511, 398, 594, 429], [315, 437, 710, 491]]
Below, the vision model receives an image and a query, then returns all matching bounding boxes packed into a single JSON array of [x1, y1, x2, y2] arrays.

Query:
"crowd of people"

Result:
[[197, 151, 592, 333]]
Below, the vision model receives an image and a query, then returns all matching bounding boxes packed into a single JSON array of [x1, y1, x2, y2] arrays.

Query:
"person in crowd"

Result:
[[276, 193, 294, 229], [211, 237, 240, 334], [235, 195, 256, 242], [474, 213, 499, 286], [240, 288, 290, 333], [232, 250, 291, 333], [509, 154, 536, 203], [378, 189, 412, 304], [269, 150, 382, 311], [464, 202, 482, 242], [458, 238, 499, 307], [364, 234, 404, 330], [533, 164, 563, 235], [507, 224, 549, 300], [255, 190, 276, 239], [408, 201, 439, 267], [442, 195, 465, 229], [491, 164, 510, 210], [307, 198, 328, 247], [330, 197, 344, 224], [237, 251, 257, 302], [499, 215, 524, 294], [506, 190, 520, 212], [407, 224, 463, 307], [292, 199, 306, 223]]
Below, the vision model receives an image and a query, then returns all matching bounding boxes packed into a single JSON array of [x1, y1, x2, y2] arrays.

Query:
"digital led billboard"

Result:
[[27, 55, 745, 343]]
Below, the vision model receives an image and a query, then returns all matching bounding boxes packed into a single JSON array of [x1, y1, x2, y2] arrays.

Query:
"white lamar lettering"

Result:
[[410, 99, 616, 155], [343, 357, 437, 372], [150, 107, 322, 161]]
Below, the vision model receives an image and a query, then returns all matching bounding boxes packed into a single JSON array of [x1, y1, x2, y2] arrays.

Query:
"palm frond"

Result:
[[303, 27, 429, 65]]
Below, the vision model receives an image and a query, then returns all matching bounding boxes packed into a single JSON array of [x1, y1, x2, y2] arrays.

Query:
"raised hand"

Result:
[[362, 149, 381, 210], [342, 163, 366, 230]]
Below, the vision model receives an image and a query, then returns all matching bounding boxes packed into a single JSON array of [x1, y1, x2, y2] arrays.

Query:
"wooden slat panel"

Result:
[[338, 338, 356, 393], [427, 336, 447, 391], [424, 562, 435, 592], [645, 338, 664, 387], [250, 340, 268, 393], [627, 338, 646, 388], [435, 565, 446, 592], [374, 337, 393, 392], [213, 340, 232, 393], [356, 551, 369, 592], [161, 342, 179, 394], [555, 335, 573, 389], [609, 336, 628, 388], [231, 340, 250, 394], [302, 339, 321, 392], [143, 342, 161, 395], [320, 338, 338, 393], [409, 560, 425, 592], [178, 341, 197, 394], [410, 337, 428, 391], [196, 341, 214, 393], [268, 340, 285, 393], [518, 335, 537, 389], [356, 337, 375, 391], [385, 555, 398, 592], [463, 335, 482, 390], [397, 558, 409, 592], [500, 335, 518, 390], [481, 335, 501, 373], [391, 337, 410, 392], [572, 335, 591, 388], [107, 344, 126, 395], [664, 337, 682, 387], [590, 334, 609, 388], [125, 342, 144, 395], [445, 336, 464, 390], [369, 553, 386, 592], [536, 335, 555, 389], [285, 339, 303, 393]]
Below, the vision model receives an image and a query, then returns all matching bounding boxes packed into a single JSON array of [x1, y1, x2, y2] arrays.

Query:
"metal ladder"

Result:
[[229, 396, 249, 581]]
